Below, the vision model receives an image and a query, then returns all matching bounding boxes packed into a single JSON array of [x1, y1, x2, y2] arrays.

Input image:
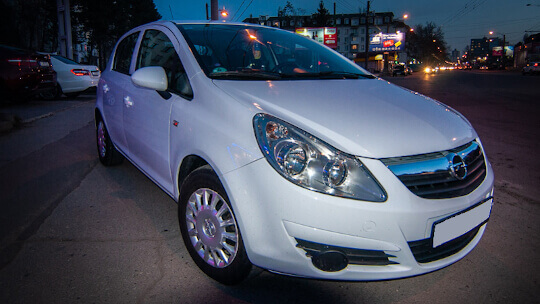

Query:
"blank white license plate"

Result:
[[433, 199, 492, 248]]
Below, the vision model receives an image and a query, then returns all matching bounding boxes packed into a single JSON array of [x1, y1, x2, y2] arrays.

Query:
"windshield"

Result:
[[177, 23, 373, 80]]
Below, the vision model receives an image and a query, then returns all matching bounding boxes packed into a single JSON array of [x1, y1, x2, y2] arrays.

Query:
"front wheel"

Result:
[[179, 166, 252, 285]]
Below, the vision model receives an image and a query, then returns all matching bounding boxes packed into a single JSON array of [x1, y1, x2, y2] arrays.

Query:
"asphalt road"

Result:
[[0, 71, 538, 303]]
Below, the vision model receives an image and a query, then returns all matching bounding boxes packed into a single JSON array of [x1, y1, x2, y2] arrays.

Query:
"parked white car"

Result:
[[96, 21, 494, 285], [42, 55, 100, 99]]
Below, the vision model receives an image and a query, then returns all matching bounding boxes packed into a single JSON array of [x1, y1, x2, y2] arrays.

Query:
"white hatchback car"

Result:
[[96, 21, 494, 285], [44, 55, 100, 99]]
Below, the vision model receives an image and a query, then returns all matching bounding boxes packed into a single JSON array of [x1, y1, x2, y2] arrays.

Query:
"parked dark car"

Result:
[[522, 62, 540, 75], [0, 45, 57, 102], [392, 65, 407, 76]]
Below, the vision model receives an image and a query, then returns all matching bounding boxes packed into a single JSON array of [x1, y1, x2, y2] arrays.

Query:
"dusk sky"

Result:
[[153, 0, 540, 52]]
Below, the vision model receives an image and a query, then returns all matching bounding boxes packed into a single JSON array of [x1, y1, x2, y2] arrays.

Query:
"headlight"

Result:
[[253, 114, 387, 202]]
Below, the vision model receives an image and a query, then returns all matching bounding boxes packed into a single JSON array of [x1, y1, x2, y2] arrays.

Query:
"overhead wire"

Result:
[[442, 0, 488, 26], [335, 0, 359, 13], [231, 0, 247, 21], [234, 0, 254, 22]]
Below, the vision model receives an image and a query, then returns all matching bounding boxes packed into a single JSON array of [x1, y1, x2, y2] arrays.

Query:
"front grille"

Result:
[[295, 238, 398, 266], [382, 141, 487, 199], [408, 225, 481, 263]]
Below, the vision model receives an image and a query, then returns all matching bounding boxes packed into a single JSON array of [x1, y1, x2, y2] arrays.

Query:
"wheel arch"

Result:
[[176, 154, 210, 198], [94, 108, 103, 127]]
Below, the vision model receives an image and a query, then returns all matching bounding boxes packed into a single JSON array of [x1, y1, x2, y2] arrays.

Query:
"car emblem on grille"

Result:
[[448, 154, 467, 180]]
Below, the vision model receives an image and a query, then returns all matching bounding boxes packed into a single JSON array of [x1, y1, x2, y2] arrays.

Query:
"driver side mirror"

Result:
[[131, 66, 168, 91]]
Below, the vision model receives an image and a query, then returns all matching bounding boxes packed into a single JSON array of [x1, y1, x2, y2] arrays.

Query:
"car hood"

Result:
[[213, 78, 476, 158]]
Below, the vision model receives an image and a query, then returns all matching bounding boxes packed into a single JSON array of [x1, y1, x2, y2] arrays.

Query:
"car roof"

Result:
[[146, 19, 271, 30]]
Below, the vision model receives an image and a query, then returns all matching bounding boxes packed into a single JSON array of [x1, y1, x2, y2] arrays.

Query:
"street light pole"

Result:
[[364, 1, 370, 69], [211, 0, 218, 21]]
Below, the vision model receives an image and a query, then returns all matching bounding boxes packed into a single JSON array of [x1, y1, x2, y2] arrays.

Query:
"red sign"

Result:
[[383, 40, 395, 48], [492, 46, 503, 56], [296, 27, 337, 49], [323, 28, 337, 48]]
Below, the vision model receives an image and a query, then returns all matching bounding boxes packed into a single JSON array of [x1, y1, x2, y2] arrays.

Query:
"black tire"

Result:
[[179, 165, 252, 285], [39, 84, 62, 100], [96, 118, 124, 166], [65, 92, 80, 98]]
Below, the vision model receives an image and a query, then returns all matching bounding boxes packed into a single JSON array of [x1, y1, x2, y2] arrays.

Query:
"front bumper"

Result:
[[222, 154, 494, 280]]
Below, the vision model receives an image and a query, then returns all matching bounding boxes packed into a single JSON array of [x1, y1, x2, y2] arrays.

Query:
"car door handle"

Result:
[[124, 96, 133, 108]]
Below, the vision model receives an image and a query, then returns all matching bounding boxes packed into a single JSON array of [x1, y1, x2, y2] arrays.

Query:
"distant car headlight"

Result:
[[253, 113, 387, 202], [424, 67, 431, 73]]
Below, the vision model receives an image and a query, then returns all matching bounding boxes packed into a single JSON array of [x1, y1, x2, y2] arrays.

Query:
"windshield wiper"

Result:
[[209, 70, 282, 80], [279, 71, 376, 79]]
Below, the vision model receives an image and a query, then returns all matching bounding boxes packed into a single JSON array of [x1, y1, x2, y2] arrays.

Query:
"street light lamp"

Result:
[[220, 6, 228, 18]]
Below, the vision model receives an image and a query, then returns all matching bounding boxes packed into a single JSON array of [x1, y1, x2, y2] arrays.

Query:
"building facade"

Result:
[[514, 33, 540, 68], [243, 12, 409, 72]]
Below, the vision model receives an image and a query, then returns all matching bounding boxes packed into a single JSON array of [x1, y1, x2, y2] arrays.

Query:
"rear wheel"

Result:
[[179, 166, 252, 285], [96, 119, 124, 166], [39, 84, 62, 100]]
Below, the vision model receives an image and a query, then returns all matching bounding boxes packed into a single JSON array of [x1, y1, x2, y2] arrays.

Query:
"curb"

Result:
[[0, 113, 25, 133], [0, 113, 16, 133], [0, 120, 13, 133]]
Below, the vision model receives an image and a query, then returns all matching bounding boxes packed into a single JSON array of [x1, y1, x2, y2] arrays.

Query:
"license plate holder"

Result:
[[432, 198, 492, 248]]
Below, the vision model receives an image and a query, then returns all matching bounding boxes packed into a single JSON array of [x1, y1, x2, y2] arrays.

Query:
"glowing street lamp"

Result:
[[220, 7, 228, 18]]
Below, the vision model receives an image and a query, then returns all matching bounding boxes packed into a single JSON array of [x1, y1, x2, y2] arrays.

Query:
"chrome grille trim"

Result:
[[381, 141, 487, 199]]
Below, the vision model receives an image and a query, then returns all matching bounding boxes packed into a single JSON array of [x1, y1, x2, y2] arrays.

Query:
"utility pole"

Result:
[[502, 34, 506, 70], [57, 0, 73, 59], [364, 1, 370, 69], [211, 0, 218, 21]]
